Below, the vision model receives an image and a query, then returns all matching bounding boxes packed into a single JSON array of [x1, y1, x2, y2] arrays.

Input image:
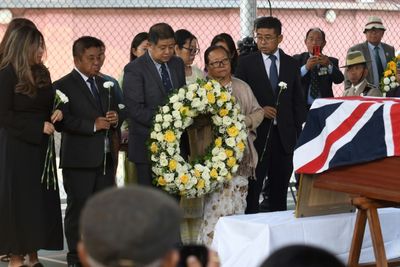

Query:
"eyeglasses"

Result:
[[208, 58, 230, 68], [182, 47, 200, 55], [254, 35, 278, 43]]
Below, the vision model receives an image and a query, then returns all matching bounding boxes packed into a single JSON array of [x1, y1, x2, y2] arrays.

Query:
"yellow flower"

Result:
[[388, 61, 396, 71], [219, 92, 228, 102], [164, 130, 176, 143], [180, 174, 189, 184], [397, 55, 400, 61], [179, 106, 189, 115], [204, 82, 213, 91], [225, 149, 234, 157], [219, 108, 229, 117], [227, 157, 236, 167], [226, 172, 232, 180], [210, 168, 218, 178], [227, 125, 239, 137], [158, 176, 167, 186], [207, 92, 216, 104], [150, 142, 158, 153], [237, 141, 245, 152], [384, 70, 392, 77], [196, 179, 205, 189], [215, 137, 222, 147], [169, 159, 177, 171], [194, 169, 201, 177]]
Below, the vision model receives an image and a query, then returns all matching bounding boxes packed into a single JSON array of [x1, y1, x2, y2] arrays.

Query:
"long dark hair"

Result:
[[0, 18, 37, 62], [0, 26, 50, 97], [211, 33, 238, 74], [130, 32, 149, 61]]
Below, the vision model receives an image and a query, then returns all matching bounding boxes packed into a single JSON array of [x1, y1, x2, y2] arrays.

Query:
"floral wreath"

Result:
[[149, 79, 248, 198], [380, 55, 400, 96]]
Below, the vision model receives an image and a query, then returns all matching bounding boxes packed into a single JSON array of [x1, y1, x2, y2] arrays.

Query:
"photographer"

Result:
[[237, 36, 258, 57]]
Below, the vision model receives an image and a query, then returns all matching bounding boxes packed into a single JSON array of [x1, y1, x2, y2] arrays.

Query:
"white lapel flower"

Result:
[[118, 104, 125, 110], [103, 81, 114, 89], [278, 81, 287, 90]]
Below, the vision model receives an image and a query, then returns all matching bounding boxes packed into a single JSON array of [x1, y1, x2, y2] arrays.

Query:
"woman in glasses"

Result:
[[211, 33, 239, 74], [197, 45, 264, 246], [174, 29, 204, 84]]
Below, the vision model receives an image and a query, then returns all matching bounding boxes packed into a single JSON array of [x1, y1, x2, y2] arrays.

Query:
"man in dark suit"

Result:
[[346, 16, 395, 88], [123, 23, 185, 185], [293, 28, 344, 109], [54, 36, 119, 267], [235, 16, 306, 213]]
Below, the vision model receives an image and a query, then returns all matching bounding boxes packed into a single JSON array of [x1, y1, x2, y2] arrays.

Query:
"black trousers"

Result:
[[63, 153, 114, 265], [135, 163, 153, 186], [246, 126, 293, 213]]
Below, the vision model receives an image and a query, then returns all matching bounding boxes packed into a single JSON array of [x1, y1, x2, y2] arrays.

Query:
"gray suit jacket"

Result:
[[345, 41, 395, 88], [343, 79, 381, 97], [123, 52, 185, 163]]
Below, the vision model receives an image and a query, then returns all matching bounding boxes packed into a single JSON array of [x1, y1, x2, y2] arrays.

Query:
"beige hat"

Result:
[[341, 51, 370, 68], [363, 16, 386, 33]]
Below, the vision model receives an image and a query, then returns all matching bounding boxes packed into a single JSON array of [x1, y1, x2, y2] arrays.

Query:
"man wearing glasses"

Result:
[[235, 16, 306, 213]]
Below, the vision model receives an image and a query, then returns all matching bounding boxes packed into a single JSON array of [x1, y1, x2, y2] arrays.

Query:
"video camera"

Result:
[[238, 36, 258, 56]]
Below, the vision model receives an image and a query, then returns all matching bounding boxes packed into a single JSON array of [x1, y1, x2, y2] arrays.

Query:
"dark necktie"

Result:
[[374, 46, 384, 80], [310, 67, 319, 99], [160, 63, 173, 93], [87, 77, 101, 108], [269, 54, 278, 93]]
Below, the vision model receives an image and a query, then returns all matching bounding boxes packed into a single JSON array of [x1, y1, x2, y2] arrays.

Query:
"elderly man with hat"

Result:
[[345, 16, 395, 88], [342, 50, 381, 97]]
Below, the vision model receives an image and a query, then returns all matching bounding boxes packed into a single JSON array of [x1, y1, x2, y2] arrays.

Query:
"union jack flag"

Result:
[[294, 96, 400, 174]]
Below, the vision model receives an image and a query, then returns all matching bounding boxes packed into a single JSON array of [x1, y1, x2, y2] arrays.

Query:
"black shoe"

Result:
[[32, 263, 44, 267], [259, 198, 271, 212], [68, 263, 82, 267]]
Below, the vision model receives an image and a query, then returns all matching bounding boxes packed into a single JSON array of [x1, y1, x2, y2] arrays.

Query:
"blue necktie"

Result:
[[269, 55, 278, 93], [160, 63, 173, 93], [374, 46, 384, 81], [87, 77, 101, 108]]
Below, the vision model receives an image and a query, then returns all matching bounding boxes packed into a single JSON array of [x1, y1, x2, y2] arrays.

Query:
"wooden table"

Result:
[[314, 156, 400, 267]]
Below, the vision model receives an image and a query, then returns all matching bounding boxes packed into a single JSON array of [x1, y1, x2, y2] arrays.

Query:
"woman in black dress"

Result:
[[0, 26, 64, 267]]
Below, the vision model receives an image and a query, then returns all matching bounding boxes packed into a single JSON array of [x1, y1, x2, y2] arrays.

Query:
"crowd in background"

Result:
[[0, 13, 397, 267]]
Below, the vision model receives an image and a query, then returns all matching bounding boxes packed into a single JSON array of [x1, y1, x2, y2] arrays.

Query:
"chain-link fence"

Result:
[[1, 0, 400, 198]]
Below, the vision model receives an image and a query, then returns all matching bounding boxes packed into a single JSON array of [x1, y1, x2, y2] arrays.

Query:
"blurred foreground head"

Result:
[[79, 186, 182, 267]]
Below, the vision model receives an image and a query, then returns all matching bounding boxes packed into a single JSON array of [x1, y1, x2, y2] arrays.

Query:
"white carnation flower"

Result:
[[390, 76, 396, 82], [217, 151, 227, 161], [162, 121, 170, 128], [225, 137, 236, 147], [174, 120, 183, 128], [222, 116, 232, 126], [56, 89, 69, 103], [384, 85, 390, 92], [154, 123, 161, 132], [172, 110, 180, 118], [165, 173, 175, 182], [162, 106, 170, 113], [164, 114, 173, 122], [167, 147, 175, 156], [160, 158, 168, 167], [390, 82, 397, 89], [186, 91, 195, 100], [202, 171, 210, 180], [169, 95, 179, 103], [150, 132, 157, 139], [173, 102, 183, 111], [103, 81, 114, 89], [384, 77, 390, 85], [155, 114, 163, 122], [156, 133, 164, 142]]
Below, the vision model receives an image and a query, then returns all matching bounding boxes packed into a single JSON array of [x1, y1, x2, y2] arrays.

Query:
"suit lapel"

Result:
[[71, 70, 100, 111], [144, 52, 166, 96]]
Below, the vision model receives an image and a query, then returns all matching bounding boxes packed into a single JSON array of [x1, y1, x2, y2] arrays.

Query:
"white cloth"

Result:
[[212, 208, 400, 267]]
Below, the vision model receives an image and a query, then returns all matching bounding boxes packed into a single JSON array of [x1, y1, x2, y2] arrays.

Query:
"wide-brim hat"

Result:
[[341, 50, 370, 68], [363, 16, 386, 33]]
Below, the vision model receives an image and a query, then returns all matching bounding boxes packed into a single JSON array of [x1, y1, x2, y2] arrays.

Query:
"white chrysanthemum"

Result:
[[150, 132, 157, 139], [162, 121, 170, 129], [156, 133, 164, 142], [155, 114, 163, 122], [163, 114, 172, 122]]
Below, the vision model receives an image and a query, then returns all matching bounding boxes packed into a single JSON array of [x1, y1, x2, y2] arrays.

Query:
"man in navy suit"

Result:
[[54, 36, 119, 267], [235, 16, 306, 213], [293, 28, 344, 109], [123, 23, 185, 185]]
